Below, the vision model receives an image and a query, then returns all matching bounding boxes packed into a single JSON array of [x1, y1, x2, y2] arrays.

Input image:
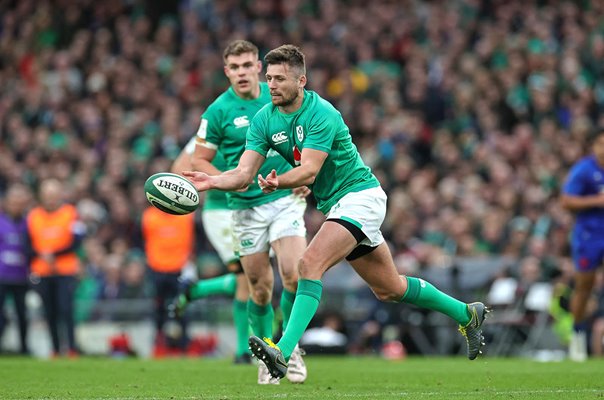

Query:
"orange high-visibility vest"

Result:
[[142, 207, 194, 273], [28, 204, 81, 276]]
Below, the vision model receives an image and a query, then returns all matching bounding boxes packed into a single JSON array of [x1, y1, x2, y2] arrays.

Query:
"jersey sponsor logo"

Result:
[[272, 131, 288, 144], [233, 116, 250, 128], [293, 145, 301, 166], [266, 149, 280, 158], [196, 119, 208, 139], [296, 125, 304, 142]]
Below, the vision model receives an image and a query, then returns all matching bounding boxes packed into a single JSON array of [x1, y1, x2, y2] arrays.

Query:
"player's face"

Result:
[[266, 63, 305, 109], [593, 134, 604, 164], [224, 52, 261, 98]]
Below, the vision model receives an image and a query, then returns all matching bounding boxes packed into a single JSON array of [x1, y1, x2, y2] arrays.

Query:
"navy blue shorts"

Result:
[[572, 238, 604, 272]]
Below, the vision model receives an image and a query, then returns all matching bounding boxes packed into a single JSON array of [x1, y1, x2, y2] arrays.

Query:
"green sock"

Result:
[[189, 273, 236, 300], [400, 276, 471, 325], [247, 300, 274, 339], [233, 299, 251, 356], [277, 279, 322, 360], [280, 289, 296, 331]]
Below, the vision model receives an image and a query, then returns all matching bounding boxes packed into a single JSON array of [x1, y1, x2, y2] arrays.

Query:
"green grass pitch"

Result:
[[1, 356, 602, 399]]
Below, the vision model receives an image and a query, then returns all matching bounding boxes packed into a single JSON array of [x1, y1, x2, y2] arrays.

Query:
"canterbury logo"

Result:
[[233, 116, 250, 128], [240, 239, 254, 247], [272, 131, 288, 144]]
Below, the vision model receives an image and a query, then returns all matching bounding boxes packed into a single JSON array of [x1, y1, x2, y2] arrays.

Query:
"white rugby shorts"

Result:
[[201, 209, 238, 265], [326, 186, 387, 247], [232, 194, 307, 256]]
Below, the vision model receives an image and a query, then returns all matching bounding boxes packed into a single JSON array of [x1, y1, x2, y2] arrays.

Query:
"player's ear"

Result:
[[256, 60, 262, 73], [299, 74, 307, 88]]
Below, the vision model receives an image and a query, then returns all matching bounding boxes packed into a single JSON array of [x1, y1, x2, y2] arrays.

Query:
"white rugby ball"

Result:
[[144, 172, 200, 215]]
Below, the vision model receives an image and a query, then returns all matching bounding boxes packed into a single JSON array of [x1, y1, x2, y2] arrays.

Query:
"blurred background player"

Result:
[[188, 40, 308, 384], [561, 128, 604, 362], [0, 184, 32, 355], [169, 138, 252, 364], [27, 179, 85, 358], [141, 203, 194, 357]]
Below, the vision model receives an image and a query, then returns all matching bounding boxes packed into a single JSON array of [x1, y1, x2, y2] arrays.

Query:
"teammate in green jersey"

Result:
[[170, 138, 252, 365], [183, 44, 489, 380], [187, 40, 308, 384]]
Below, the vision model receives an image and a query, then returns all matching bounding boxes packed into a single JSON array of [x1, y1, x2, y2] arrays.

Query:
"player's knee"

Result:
[[246, 276, 271, 304], [250, 286, 271, 304], [280, 265, 298, 288], [372, 288, 399, 303], [298, 254, 321, 279]]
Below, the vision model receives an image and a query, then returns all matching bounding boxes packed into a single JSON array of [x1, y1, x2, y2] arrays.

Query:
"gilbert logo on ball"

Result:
[[144, 172, 199, 215]]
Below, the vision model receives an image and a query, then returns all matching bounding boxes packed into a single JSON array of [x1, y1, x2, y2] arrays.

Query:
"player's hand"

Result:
[[293, 186, 311, 198], [258, 169, 278, 193], [182, 171, 214, 192], [234, 178, 254, 193]]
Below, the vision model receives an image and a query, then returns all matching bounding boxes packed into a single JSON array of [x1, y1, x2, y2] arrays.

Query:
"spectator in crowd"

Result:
[[0, 184, 32, 354], [141, 205, 194, 357], [27, 179, 85, 357]]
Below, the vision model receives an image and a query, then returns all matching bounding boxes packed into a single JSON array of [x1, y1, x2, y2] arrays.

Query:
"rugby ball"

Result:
[[144, 172, 200, 215]]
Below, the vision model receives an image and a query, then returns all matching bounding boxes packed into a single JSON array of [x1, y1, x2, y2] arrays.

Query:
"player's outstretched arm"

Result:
[[184, 150, 264, 193]]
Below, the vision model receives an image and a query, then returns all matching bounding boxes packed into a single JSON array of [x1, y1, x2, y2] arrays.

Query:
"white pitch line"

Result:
[[75, 388, 603, 400]]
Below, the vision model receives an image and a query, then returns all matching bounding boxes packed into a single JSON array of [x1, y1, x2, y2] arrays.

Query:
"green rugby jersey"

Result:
[[198, 82, 292, 209], [246, 90, 379, 214], [184, 136, 229, 211]]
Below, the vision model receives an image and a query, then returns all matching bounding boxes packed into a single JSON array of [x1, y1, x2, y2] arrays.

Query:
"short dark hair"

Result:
[[223, 40, 258, 62], [264, 44, 306, 76]]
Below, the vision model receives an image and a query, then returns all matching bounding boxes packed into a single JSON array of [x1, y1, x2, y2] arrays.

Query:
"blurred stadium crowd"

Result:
[[1, 0, 604, 354]]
